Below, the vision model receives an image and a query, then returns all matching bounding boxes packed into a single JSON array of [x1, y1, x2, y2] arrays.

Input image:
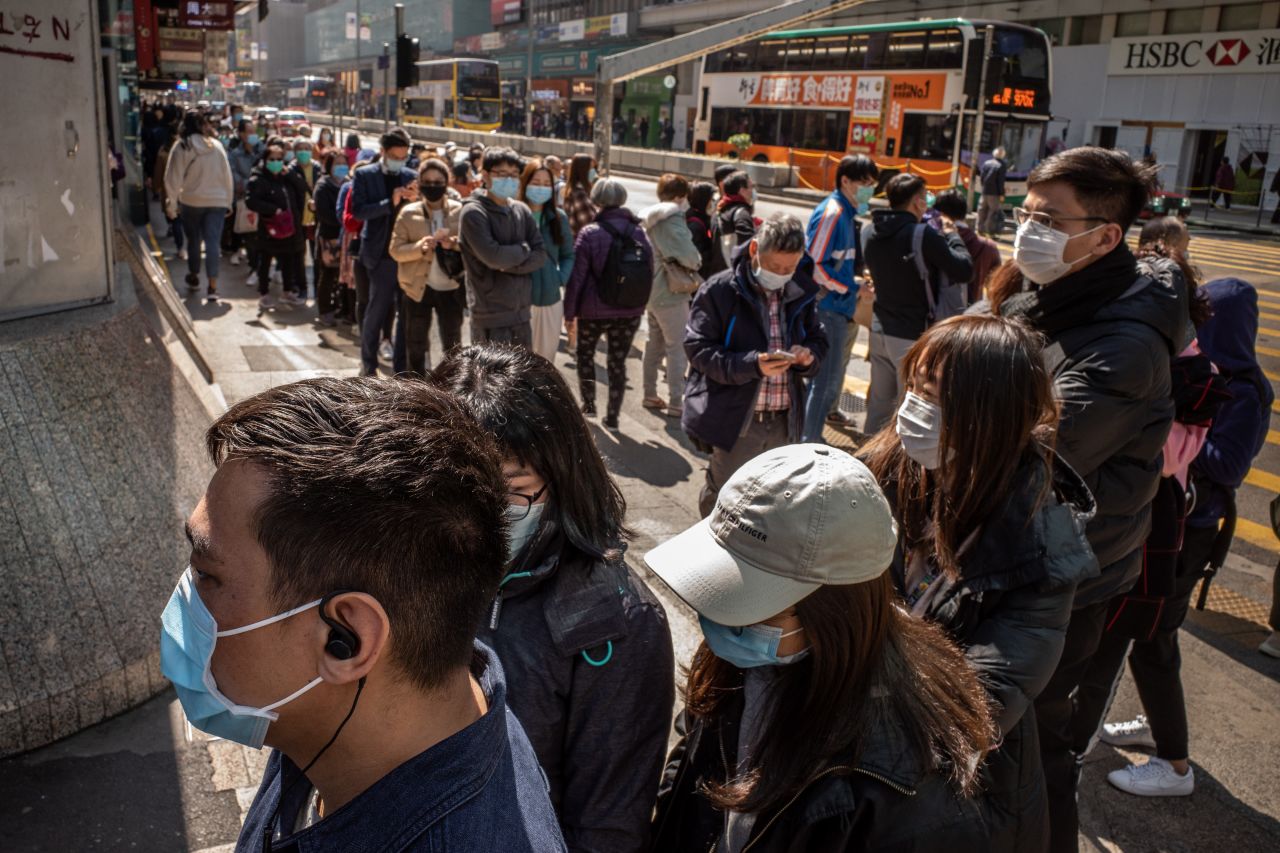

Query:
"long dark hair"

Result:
[[519, 158, 565, 246], [860, 314, 1058, 578], [567, 152, 595, 192], [430, 345, 629, 563], [1137, 216, 1211, 328], [179, 109, 205, 149], [685, 574, 994, 815]]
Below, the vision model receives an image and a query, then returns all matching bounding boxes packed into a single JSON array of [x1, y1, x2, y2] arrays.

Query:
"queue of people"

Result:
[[150, 117, 1274, 851]]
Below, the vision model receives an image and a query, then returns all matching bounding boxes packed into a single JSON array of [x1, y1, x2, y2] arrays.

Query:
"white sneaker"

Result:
[[246, 271, 260, 288], [1260, 631, 1280, 658], [378, 340, 394, 362], [176, 248, 187, 261], [1100, 715, 1157, 749], [258, 294, 276, 310], [271, 269, 282, 284], [1107, 757, 1194, 797], [229, 252, 241, 267]]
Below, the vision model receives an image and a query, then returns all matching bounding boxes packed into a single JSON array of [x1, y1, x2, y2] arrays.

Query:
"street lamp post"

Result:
[[383, 42, 391, 131], [525, 0, 536, 136]]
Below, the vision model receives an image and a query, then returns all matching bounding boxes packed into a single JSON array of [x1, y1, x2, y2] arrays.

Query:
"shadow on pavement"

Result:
[[1182, 609, 1280, 683], [590, 421, 693, 488], [1079, 744, 1280, 853]]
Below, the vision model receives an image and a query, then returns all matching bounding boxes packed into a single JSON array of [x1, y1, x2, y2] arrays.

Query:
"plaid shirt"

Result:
[[755, 288, 789, 412], [565, 186, 598, 236]]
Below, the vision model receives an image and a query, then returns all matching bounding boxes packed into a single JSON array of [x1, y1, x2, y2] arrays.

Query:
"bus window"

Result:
[[925, 28, 964, 68], [899, 114, 957, 161], [994, 27, 1049, 80], [425, 63, 452, 82], [848, 34, 869, 69], [864, 32, 888, 69], [812, 35, 850, 70], [445, 99, 454, 120], [782, 37, 815, 71], [709, 107, 780, 147], [757, 39, 789, 72], [779, 109, 849, 151], [885, 31, 927, 68]]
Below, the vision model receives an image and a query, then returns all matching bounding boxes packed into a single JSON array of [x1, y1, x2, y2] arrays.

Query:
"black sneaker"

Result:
[[603, 414, 619, 430], [581, 403, 597, 417], [185, 273, 200, 293]]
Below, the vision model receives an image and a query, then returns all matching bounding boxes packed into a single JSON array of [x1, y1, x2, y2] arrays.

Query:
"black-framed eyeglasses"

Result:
[[507, 484, 548, 520], [1013, 207, 1109, 231]]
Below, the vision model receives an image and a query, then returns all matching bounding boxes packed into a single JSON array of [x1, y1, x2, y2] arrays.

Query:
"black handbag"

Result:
[[434, 246, 465, 283]]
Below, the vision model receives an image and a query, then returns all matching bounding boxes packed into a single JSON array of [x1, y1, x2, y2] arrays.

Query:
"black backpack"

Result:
[[595, 219, 653, 309]]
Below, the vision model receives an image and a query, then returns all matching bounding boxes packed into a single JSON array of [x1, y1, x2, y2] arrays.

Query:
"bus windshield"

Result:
[[458, 62, 500, 99], [993, 26, 1049, 81], [457, 99, 500, 125]]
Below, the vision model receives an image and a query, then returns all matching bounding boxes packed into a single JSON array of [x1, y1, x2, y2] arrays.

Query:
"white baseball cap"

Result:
[[645, 444, 898, 626]]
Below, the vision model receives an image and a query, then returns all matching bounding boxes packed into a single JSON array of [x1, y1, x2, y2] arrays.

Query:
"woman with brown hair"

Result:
[[562, 153, 599, 236], [860, 313, 1099, 853], [646, 444, 996, 853]]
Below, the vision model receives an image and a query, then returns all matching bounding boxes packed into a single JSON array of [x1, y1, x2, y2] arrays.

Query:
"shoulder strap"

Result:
[[911, 224, 936, 317]]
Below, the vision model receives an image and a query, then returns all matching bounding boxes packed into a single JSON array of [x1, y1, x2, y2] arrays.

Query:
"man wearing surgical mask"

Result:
[[160, 378, 566, 852], [458, 147, 548, 347], [682, 212, 829, 518], [981, 146, 1186, 853], [350, 127, 419, 375]]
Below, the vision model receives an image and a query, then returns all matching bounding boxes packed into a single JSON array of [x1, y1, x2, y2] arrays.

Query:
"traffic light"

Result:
[[396, 35, 420, 89]]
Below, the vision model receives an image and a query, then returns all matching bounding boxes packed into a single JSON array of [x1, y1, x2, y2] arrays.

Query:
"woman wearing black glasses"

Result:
[[431, 344, 676, 853]]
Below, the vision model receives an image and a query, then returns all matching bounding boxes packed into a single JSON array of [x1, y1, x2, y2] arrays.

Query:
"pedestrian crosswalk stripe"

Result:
[[1245, 466, 1280, 494], [1233, 517, 1279, 556], [1268, 430, 1280, 447]]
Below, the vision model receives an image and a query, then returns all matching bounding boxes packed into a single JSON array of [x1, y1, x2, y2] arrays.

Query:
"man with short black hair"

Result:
[[351, 127, 419, 375], [160, 378, 566, 852], [683, 212, 828, 517], [713, 163, 737, 197], [933, 189, 1001, 303], [987, 146, 1185, 853], [861, 172, 973, 433], [717, 170, 757, 267]]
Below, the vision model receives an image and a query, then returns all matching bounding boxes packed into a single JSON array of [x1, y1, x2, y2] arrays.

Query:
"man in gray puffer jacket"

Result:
[[984, 147, 1188, 853], [459, 147, 547, 346]]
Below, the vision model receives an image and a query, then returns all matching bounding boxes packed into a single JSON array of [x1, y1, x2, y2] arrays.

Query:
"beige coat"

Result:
[[389, 197, 463, 302]]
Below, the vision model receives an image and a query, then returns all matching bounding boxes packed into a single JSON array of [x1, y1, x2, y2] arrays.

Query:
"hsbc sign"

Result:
[[1108, 28, 1280, 75]]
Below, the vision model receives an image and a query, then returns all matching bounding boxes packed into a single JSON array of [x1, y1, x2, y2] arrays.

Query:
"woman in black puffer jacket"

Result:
[[245, 138, 309, 309], [861, 314, 1099, 853]]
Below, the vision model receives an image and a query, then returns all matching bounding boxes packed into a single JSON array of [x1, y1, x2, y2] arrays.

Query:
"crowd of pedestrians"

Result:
[[148, 106, 1275, 852]]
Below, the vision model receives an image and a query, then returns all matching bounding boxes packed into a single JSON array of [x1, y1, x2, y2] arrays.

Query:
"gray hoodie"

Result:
[[163, 135, 234, 214], [459, 190, 548, 329]]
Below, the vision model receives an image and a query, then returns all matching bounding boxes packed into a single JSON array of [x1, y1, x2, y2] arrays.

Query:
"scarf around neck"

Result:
[[1002, 243, 1141, 336]]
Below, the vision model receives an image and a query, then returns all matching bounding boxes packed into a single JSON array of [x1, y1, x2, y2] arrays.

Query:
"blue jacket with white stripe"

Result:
[[804, 189, 865, 319]]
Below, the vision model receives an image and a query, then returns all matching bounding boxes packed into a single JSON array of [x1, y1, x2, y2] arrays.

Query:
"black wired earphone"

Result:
[[263, 591, 365, 852]]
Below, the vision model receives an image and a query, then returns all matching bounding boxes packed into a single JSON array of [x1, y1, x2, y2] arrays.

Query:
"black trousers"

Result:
[[1073, 525, 1217, 764], [316, 263, 341, 317], [1034, 597, 1111, 853], [354, 260, 371, 328], [258, 246, 304, 297], [576, 316, 641, 419], [401, 287, 466, 376]]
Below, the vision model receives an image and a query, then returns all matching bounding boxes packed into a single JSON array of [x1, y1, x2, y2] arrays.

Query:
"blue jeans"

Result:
[[361, 257, 406, 375], [179, 204, 226, 279], [802, 308, 850, 443]]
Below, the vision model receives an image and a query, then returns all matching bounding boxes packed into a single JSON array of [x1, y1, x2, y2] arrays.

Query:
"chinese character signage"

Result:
[[853, 76, 883, 118], [179, 0, 233, 31], [491, 0, 522, 28]]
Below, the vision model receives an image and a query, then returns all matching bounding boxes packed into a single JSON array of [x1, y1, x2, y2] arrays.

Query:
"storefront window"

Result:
[[1164, 8, 1204, 34], [1116, 12, 1152, 38], [1219, 3, 1263, 31]]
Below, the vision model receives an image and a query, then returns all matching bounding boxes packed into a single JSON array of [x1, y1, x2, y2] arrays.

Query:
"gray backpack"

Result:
[[910, 223, 967, 325]]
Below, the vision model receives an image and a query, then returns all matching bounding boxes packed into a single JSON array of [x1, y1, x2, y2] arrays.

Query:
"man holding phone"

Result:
[[683, 213, 828, 517]]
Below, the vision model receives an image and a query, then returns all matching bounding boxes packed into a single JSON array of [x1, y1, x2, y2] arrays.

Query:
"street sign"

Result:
[[377, 54, 390, 70]]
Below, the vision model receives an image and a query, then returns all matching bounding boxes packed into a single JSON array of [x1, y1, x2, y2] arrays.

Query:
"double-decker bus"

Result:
[[694, 19, 1052, 199], [401, 59, 501, 132], [287, 76, 333, 113]]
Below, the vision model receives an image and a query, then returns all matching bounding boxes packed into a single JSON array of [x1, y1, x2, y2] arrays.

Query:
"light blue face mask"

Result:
[[505, 502, 545, 562], [332, 164, 350, 180], [856, 185, 875, 207], [587, 167, 599, 183], [490, 176, 520, 200], [247, 133, 260, 146], [382, 157, 407, 174], [925, 191, 937, 208], [160, 567, 326, 749], [699, 614, 809, 669], [525, 184, 553, 206]]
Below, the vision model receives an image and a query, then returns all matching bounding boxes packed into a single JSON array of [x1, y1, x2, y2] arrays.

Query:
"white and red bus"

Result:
[[693, 19, 1053, 199]]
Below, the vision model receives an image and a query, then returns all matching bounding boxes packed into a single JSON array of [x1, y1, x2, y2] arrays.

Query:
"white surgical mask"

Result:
[[505, 502, 545, 561], [1013, 219, 1106, 285], [896, 392, 943, 470], [752, 259, 789, 292]]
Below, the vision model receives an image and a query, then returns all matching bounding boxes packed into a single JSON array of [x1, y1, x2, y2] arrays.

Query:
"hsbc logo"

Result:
[[1205, 39, 1250, 66], [1109, 28, 1280, 76]]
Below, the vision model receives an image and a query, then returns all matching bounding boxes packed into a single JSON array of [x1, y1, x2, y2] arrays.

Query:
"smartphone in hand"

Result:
[[760, 351, 796, 362]]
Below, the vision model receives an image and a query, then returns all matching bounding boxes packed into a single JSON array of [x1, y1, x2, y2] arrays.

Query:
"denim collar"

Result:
[[256, 641, 510, 852]]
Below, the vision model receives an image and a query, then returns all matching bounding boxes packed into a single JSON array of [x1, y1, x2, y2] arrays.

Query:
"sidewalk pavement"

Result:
[[1, 212, 1276, 851]]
